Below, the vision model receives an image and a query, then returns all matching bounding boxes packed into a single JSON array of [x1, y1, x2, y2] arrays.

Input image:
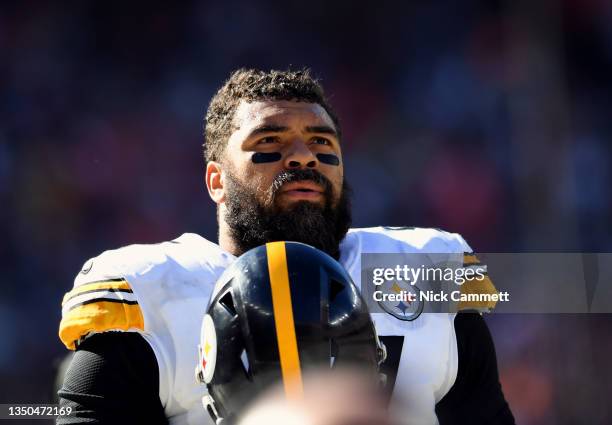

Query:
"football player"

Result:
[[57, 68, 514, 425]]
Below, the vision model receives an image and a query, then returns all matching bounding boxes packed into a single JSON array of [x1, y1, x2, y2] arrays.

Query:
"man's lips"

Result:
[[280, 181, 324, 200]]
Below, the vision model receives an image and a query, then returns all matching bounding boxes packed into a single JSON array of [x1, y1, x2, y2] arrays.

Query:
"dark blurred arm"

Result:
[[435, 312, 515, 425], [57, 332, 168, 425]]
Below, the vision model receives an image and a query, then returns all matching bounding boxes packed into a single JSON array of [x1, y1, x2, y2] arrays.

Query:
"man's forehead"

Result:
[[232, 100, 335, 130]]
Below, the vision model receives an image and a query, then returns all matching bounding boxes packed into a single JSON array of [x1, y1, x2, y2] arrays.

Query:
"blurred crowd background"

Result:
[[2, 1, 611, 424]]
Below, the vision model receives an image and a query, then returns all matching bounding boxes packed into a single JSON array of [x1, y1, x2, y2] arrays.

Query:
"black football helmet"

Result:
[[195, 241, 386, 424]]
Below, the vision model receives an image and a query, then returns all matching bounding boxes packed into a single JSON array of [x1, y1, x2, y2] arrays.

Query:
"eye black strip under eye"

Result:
[[252, 152, 282, 163], [317, 153, 340, 166]]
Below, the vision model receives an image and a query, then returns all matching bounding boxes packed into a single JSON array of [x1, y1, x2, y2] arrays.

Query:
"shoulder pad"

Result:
[[59, 247, 144, 350], [347, 226, 471, 253], [347, 227, 498, 312], [59, 234, 222, 350]]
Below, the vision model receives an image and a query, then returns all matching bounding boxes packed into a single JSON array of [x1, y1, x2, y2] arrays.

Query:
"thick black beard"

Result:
[[224, 169, 352, 260]]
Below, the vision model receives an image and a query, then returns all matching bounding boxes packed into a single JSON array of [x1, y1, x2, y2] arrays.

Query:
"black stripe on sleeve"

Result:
[[77, 278, 127, 286], [63, 288, 134, 304], [66, 298, 139, 313]]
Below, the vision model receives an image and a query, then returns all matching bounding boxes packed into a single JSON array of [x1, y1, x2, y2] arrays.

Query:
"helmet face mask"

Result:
[[196, 242, 386, 423]]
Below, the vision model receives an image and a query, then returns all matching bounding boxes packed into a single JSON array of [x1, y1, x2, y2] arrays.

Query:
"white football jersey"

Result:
[[59, 227, 496, 425]]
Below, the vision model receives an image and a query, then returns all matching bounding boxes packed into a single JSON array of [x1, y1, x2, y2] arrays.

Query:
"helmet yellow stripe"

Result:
[[265, 241, 303, 400]]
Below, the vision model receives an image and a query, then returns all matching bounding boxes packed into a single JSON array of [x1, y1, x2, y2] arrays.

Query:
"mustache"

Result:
[[270, 169, 334, 199]]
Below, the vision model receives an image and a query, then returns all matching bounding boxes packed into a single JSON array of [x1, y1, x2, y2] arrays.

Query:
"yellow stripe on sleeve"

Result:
[[266, 242, 303, 400], [458, 275, 499, 311], [59, 300, 144, 350], [458, 253, 498, 311], [62, 279, 132, 306]]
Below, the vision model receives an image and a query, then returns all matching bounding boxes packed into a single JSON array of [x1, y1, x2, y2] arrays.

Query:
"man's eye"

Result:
[[312, 138, 331, 146]]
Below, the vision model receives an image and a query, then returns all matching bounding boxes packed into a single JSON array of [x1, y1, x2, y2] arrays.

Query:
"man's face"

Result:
[[225, 100, 344, 209], [207, 100, 351, 259]]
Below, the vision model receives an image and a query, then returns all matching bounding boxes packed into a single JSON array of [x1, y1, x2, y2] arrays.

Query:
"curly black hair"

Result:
[[203, 68, 341, 163]]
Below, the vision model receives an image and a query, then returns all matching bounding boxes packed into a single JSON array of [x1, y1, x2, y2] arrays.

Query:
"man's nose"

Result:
[[284, 140, 318, 169]]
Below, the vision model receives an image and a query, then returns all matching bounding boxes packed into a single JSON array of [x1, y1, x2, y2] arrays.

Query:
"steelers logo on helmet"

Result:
[[199, 314, 217, 384], [377, 280, 424, 321]]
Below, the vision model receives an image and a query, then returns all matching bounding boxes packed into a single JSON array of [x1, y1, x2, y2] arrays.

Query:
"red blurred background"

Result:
[[1, 1, 611, 423]]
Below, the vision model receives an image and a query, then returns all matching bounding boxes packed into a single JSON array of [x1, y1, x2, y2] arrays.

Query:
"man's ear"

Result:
[[205, 161, 225, 204]]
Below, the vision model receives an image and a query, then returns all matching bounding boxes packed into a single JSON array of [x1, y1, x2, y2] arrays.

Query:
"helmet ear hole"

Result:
[[240, 349, 253, 380], [219, 290, 237, 316], [205, 403, 218, 423], [329, 279, 345, 302]]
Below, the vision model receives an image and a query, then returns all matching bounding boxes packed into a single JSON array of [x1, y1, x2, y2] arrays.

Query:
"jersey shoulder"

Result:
[[343, 226, 497, 312], [73, 233, 229, 286], [344, 226, 472, 254], [59, 233, 231, 350]]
